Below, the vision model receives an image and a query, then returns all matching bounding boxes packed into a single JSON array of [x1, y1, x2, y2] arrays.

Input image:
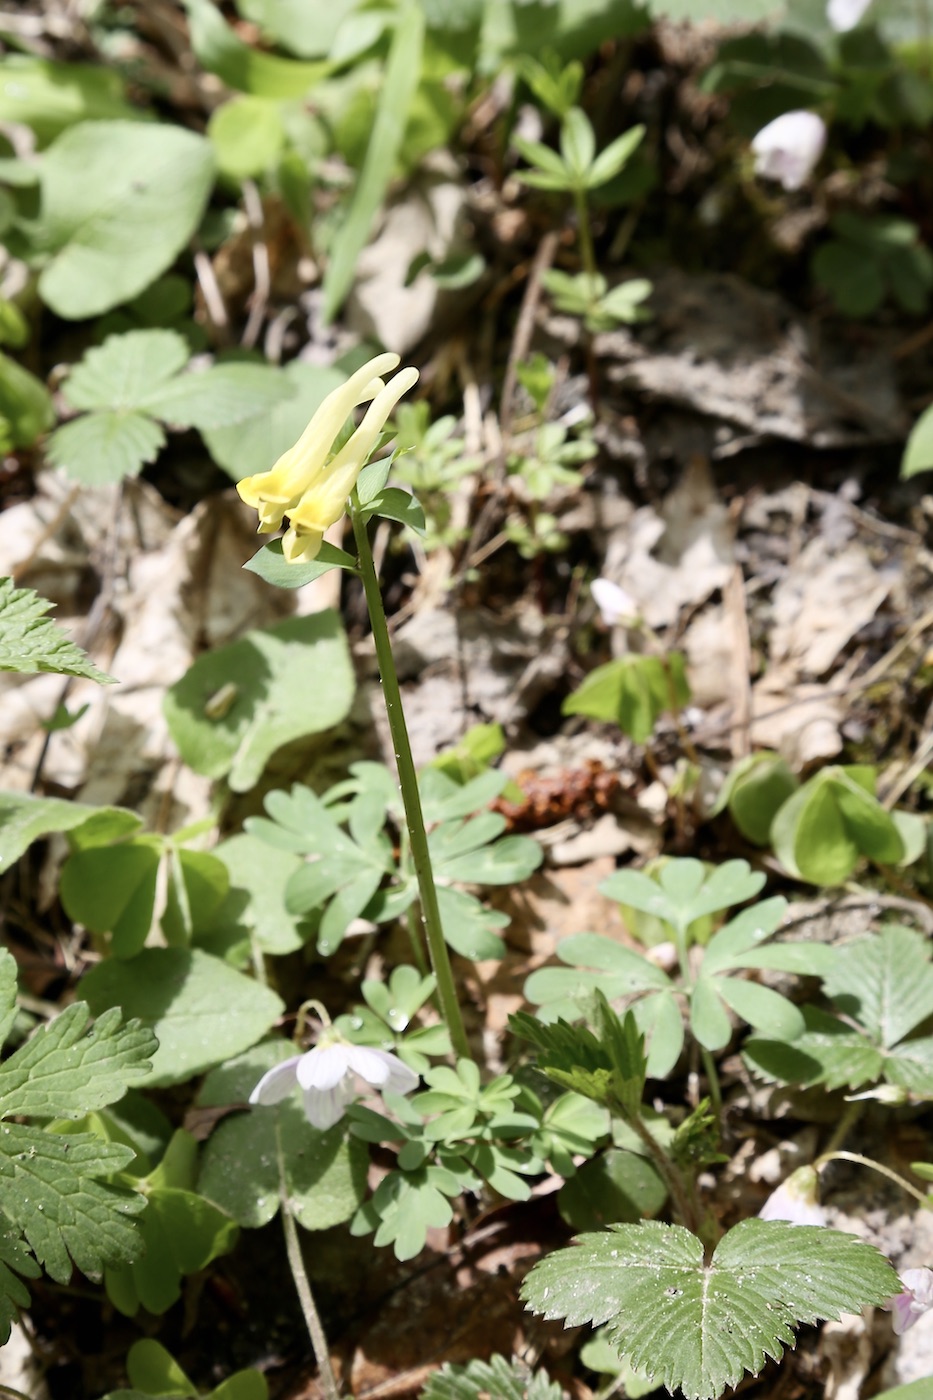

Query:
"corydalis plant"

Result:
[[236, 353, 419, 563]]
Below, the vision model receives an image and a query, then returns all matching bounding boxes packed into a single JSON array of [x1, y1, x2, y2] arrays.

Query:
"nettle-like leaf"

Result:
[[522, 1219, 898, 1400], [0, 575, 113, 681], [0, 949, 157, 1335], [421, 1355, 565, 1400], [46, 330, 297, 484], [746, 925, 933, 1094]]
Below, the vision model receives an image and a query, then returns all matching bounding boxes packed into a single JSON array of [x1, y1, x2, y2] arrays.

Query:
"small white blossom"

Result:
[[827, 0, 873, 31], [249, 1034, 419, 1130], [759, 1165, 827, 1226], [885, 1267, 933, 1335], [591, 577, 638, 627], [751, 111, 827, 192]]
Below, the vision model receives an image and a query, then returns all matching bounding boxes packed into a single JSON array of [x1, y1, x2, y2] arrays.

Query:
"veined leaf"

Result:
[[0, 576, 113, 681], [36, 122, 214, 319], [523, 1218, 898, 1400]]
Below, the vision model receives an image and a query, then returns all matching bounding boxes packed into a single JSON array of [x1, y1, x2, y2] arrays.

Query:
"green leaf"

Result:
[[208, 96, 286, 180], [713, 752, 799, 846], [60, 838, 162, 958], [0, 576, 113, 681], [435, 884, 507, 960], [322, 2, 425, 322], [0, 792, 141, 876], [585, 125, 645, 188], [0, 351, 54, 449], [771, 767, 908, 884], [560, 107, 596, 178], [107, 1180, 238, 1316], [62, 329, 190, 410], [0, 949, 157, 1304], [203, 360, 346, 479], [183, 0, 328, 97], [902, 400, 933, 478], [197, 1042, 367, 1231], [46, 410, 166, 483], [81, 948, 284, 1085], [421, 1355, 564, 1400], [0, 56, 141, 146], [163, 611, 354, 791], [559, 1148, 667, 1230], [822, 925, 933, 1049], [0, 1219, 41, 1346], [361, 486, 427, 534], [522, 1218, 899, 1400], [243, 537, 359, 589], [210, 834, 310, 954], [36, 122, 214, 319], [161, 847, 230, 948], [0, 1001, 156, 1121], [562, 654, 690, 743], [125, 1338, 197, 1397]]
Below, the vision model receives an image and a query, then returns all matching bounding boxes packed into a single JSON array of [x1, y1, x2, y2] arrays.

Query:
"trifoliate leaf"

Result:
[[421, 1355, 565, 1400], [522, 1219, 898, 1400], [0, 576, 113, 680], [823, 925, 933, 1048]]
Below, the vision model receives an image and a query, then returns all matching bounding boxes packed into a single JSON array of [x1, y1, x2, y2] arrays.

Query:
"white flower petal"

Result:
[[376, 1050, 420, 1096], [758, 1166, 826, 1226], [249, 1057, 302, 1105], [827, 0, 872, 31], [344, 1044, 394, 1087], [296, 1043, 351, 1091], [751, 111, 827, 192], [591, 577, 638, 627], [302, 1078, 355, 1130]]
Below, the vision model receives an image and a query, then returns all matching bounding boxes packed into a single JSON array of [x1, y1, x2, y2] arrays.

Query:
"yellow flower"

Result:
[[236, 353, 419, 564]]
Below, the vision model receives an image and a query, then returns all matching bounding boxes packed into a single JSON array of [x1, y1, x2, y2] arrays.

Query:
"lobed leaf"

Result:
[[0, 576, 113, 681]]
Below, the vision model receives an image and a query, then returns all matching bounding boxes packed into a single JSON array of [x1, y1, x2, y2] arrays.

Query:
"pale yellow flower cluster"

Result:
[[236, 353, 419, 564]]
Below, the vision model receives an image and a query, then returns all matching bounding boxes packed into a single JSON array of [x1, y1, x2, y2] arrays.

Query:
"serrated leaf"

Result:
[[81, 948, 284, 1085], [0, 576, 113, 680], [0, 1215, 41, 1344], [0, 998, 157, 1120], [197, 1042, 367, 1232], [522, 1218, 898, 1400], [63, 330, 190, 410], [421, 1354, 565, 1400], [46, 409, 167, 483], [36, 122, 215, 319], [823, 925, 933, 1048], [163, 611, 354, 791]]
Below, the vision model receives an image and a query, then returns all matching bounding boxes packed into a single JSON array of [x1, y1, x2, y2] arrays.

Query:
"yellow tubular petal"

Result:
[[282, 523, 325, 563], [326, 367, 421, 481], [236, 354, 401, 507]]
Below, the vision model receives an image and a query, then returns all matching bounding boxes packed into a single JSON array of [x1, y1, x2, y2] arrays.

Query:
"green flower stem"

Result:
[[699, 1045, 722, 1121], [349, 492, 470, 1061], [817, 1150, 929, 1207], [279, 1126, 342, 1400], [572, 185, 597, 283], [628, 1110, 699, 1235]]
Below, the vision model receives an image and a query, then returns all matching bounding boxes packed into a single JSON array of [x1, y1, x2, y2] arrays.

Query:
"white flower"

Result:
[[885, 1267, 933, 1335], [249, 1035, 419, 1130], [751, 111, 827, 192], [827, 0, 873, 31], [759, 1165, 827, 1226], [591, 577, 638, 627]]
